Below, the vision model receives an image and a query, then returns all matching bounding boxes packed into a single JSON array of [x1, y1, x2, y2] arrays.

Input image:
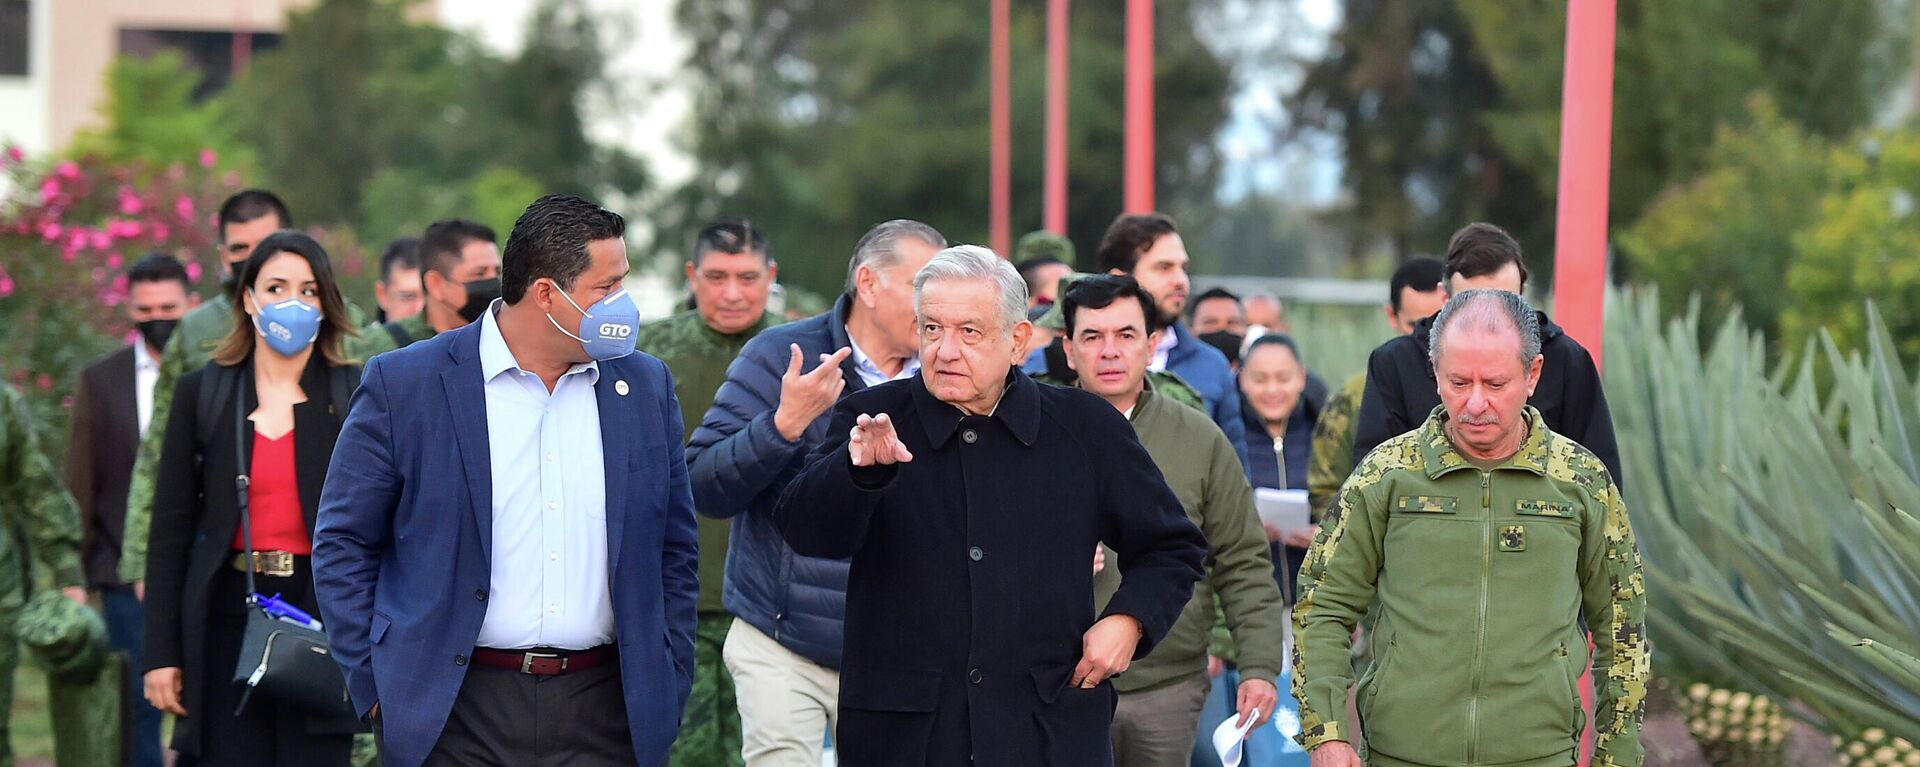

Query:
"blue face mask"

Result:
[[545, 280, 638, 361], [251, 293, 323, 357]]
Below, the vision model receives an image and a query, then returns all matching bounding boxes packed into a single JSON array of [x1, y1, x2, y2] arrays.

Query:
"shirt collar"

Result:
[[912, 367, 1041, 448], [849, 333, 920, 381], [478, 300, 600, 385], [133, 340, 159, 371], [1156, 327, 1179, 355], [1418, 404, 1550, 478]]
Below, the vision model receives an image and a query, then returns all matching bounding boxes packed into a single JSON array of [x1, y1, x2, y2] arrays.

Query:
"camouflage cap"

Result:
[[1015, 230, 1075, 265], [18, 591, 108, 681], [1035, 272, 1095, 331]]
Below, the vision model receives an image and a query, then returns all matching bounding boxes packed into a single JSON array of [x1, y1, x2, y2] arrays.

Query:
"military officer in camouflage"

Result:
[[635, 218, 782, 767], [119, 190, 294, 587], [0, 382, 91, 767], [1306, 257, 1445, 519], [1293, 289, 1647, 767]]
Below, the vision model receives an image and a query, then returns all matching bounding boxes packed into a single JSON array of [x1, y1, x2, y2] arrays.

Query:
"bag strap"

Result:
[[233, 373, 258, 599], [382, 321, 412, 350]]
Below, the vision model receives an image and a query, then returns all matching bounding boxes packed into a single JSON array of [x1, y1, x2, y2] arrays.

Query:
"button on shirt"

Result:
[[848, 336, 920, 388], [135, 341, 160, 437], [474, 307, 615, 650]]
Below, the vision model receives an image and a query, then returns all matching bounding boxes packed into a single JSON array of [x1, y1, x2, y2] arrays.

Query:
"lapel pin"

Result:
[[615, 380, 630, 396]]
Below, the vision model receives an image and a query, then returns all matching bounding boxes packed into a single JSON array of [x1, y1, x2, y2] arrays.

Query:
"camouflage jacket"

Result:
[[344, 311, 440, 363], [122, 295, 366, 583], [1292, 405, 1647, 767], [0, 383, 86, 593], [1307, 371, 1366, 520], [633, 309, 781, 614]]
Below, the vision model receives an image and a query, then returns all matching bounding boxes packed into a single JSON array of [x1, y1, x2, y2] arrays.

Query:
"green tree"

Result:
[[229, 0, 645, 241], [65, 51, 256, 176], [1616, 97, 1833, 341], [1287, 0, 1548, 265], [1788, 129, 1920, 361], [662, 0, 1232, 296]]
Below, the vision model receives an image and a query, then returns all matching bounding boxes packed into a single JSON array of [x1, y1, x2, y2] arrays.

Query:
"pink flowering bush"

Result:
[[0, 146, 237, 436]]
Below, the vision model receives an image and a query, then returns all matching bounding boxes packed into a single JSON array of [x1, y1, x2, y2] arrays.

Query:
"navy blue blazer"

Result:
[[312, 321, 699, 767]]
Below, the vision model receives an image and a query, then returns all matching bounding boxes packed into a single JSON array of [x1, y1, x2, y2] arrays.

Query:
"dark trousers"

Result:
[[424, 652, 635, 767], [101, 584, 167, 767], [199, 565, 353, 767]]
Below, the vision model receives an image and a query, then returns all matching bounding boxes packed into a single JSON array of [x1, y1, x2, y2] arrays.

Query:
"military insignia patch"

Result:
[[1516, 499, 1577, 519], [1499, 525, 1527, 552]]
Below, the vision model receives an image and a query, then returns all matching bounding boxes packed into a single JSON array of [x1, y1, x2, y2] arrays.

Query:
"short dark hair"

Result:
[[1095, 212, 1178, 274], [420, 219, 499, 277], [216, 190, 292, 242], [693, 217, 771, 264], [1061, 273, 1166, 337], [1015, 255, 1065, 296], [126, 252, 191, 291], [1444, 223, 1528, 289], [502, 195, 625, 305], [378, 237, 422, 283], [1245, 333, 1303, 366], [212, 231, 356, 367], [1188, 286, 1241, 318], [1390, 257, 1446, 311]]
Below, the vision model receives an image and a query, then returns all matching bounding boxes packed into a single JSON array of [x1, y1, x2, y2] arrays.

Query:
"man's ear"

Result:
[[1524, 354, 1545, 397]]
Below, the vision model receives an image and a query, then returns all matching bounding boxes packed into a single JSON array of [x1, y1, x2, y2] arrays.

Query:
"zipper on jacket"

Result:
[[1467, 471, 1492, 763], [1274, 438, 1287, 489]]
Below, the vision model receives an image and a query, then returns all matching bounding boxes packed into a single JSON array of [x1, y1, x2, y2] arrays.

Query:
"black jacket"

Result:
[[67, 346, 140, 587], [1350, 310, 1623, 486], [142, 356, 356, 755], [774, 371, 1207, 766]]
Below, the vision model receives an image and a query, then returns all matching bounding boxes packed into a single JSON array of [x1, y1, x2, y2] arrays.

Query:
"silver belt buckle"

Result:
[[521, 651, 564, 674]]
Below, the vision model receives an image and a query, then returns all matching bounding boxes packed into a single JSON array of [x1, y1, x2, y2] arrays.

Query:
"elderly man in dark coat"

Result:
[[774, 244, 1208, 767]]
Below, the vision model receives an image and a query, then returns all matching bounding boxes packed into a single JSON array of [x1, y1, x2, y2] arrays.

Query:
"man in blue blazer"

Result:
[[314, 194, 699, 767]]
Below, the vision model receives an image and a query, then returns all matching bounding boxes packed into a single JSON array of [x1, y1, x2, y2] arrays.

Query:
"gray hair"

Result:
[[845, 219, 947, 293], [1428, 289, 1542, 364], [913, 245, 1029, 334]]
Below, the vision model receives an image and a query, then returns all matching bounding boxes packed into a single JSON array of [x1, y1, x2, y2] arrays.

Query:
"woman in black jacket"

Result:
[[142, 231, 360, 766]]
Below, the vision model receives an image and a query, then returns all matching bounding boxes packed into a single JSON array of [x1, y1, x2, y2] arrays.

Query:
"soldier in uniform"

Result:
[[633, 218, 783, 767], [345, 218, 501, 361], [0, 381, 90, 766], [1293, 289, 1648, 767], [1306, 257, 1446, 519]]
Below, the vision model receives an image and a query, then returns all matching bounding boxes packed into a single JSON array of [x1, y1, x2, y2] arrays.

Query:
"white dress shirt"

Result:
[[1148, 327, 1178, 373], [474, 306, 615, 650], [134, 342, 160, 437], [848, 335, 920, 388]]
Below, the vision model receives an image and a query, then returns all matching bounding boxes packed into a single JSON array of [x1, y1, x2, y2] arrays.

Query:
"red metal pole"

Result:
[[1123, 0, 1154, 213], [1551, 0, 1616, 371], [1044, 0, 1070, 234], [990, 0, 1013, 257]]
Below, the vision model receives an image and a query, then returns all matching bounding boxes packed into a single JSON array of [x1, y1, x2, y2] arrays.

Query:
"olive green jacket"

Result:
[[633, 309, 781, 614], [1293, 405, 1648, 767], [343, 312, 441, 362], [1094, 388, 1286, 693], [0, 383, 86, 594]]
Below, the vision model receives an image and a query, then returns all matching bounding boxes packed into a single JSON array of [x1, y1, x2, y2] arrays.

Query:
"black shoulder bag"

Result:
[[227, 371, 357, 721]]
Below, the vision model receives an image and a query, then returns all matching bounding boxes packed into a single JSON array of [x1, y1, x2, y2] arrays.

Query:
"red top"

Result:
[[234, 430, 311, 554]]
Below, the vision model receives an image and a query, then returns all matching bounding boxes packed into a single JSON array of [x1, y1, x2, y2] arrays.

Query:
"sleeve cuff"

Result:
[[1301, 722, 1348, 751], [848, 460, 898, 490]]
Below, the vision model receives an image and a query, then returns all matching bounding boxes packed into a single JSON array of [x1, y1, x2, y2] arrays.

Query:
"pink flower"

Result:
[[185, 261, 203, 282], [39, 179, 61, 203], [175, 195, 196, 221], [55, 161, 79, 179], [107, 219, 143, 239], [39, 222, 63, 242], [3, 146, 21, 164], [0, 271, 11, 298], [106, 253, 123, 269], [67, 229, 88, 252], [200, 148, 219, 168], [150, 222, 171, 242], [117, 187, 145, 215], [35, 374, 52, 391], [90, 230, 112, 251]]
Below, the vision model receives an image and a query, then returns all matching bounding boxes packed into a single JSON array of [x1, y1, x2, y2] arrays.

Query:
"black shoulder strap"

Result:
[[327, 364, 359, 428], [382, 321, 412, 350]]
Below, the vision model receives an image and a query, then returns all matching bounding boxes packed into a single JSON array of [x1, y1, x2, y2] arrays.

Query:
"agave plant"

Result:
[[1606, 289, 1920, 751]]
